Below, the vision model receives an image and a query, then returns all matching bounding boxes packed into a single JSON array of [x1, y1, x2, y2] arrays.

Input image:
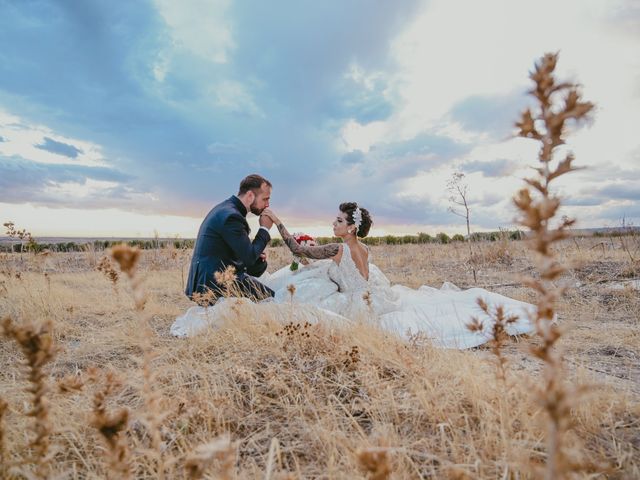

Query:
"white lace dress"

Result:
[[269, 244, 399, 319], [171, 233, 536, 349]]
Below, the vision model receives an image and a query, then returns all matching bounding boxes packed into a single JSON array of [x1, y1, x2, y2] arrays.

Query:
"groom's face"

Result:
[[250, 184, 271, 215]]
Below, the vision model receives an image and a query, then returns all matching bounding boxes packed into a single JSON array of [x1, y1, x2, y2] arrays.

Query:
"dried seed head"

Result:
[[111, 244, 141, 277], [185, 434, 235, 479], [357, 447, 392, 480], [363, 291, 372, 307], [97, 255, 119, 285], [214, 265, 236, 290], [466, 317, 484, 333], [57, 374, 84, 394], [192, 289, 217, 307], [90, 369, 131, 478]]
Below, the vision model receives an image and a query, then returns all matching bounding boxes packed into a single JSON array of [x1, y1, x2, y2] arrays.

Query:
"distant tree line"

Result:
[[269, 229, 525, 247], [5, 227, 639, 253], [0, 238, 196, 253]]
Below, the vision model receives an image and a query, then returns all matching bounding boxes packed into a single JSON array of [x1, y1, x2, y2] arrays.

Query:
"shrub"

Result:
[[436, 233, 450, 244], [417, 232, 432, 244]]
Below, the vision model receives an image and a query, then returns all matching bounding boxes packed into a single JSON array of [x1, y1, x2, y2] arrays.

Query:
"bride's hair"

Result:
[[339, 202, 372, 238]]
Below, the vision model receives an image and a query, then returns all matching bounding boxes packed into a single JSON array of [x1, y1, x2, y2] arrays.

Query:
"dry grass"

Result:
[[0, 235, 638, 478]]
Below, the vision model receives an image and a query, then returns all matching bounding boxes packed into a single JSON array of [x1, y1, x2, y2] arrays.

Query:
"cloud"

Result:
[[323, 66, 396, 124], [287, 130, 474, 227], [478, 192, 506, 207], [462, 158, 519, 177], [449, 90, 529, 139], [0, 1, 425, 215], [0, 155, 147, 210], [154, 0, 234, 64], [598, 203, 640, 224], [594, 182, 640, 201], [35, 136, 83, 158], [341, 150, 366, 165], [562, 196, 604, 207]]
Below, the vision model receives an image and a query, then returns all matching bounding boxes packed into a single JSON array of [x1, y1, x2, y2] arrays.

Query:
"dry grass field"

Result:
[[1, 235, 638, 479]]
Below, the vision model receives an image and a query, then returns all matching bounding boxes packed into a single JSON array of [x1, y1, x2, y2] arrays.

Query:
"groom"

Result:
[[185, 174, 275, 303]]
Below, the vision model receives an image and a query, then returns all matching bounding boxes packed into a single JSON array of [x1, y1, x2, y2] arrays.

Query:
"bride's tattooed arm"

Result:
[[276, 223, 340, 259]]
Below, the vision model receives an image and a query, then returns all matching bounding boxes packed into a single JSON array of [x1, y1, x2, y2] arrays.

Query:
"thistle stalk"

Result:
[[111, 244, 167, 478], [513, 52, 594, 479], [1, 317, 57, 479]]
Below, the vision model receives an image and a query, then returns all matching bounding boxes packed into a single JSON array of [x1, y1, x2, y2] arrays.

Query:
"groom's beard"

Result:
[[250, 202, 265, 216]]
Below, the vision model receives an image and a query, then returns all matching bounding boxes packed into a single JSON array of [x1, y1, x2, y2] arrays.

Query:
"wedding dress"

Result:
[[171, 224, 536, 349]]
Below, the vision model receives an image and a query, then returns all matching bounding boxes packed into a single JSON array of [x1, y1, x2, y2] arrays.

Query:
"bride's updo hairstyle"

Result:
[[339, 202, 372, 238]]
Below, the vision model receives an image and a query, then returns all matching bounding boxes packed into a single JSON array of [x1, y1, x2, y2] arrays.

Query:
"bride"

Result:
[[171, 203, 535, 349]]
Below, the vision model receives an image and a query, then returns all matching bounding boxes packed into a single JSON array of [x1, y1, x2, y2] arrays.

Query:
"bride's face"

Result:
[[332, 212, 352, 237]]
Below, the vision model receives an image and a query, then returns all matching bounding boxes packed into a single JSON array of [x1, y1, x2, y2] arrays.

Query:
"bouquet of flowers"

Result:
[[290, 232, 316, 271]]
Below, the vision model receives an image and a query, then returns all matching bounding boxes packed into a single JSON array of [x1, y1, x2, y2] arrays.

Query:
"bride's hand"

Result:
[[262, 209, 280, 224]]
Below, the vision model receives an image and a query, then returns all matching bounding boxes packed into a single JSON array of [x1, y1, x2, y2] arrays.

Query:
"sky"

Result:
[[0, 0, 639, 238]]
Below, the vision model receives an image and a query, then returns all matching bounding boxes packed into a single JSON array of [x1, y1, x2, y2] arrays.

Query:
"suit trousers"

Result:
[[196, 273, 274, 304]]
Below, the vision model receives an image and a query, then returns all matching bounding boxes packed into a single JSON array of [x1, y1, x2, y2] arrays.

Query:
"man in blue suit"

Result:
[[185, 174, 275, 302]]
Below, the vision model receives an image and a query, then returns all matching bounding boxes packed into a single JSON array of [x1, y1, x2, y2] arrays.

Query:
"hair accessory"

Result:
[[352, 206, 362, 234]]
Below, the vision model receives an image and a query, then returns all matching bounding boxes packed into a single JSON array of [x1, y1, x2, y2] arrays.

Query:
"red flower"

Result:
[[294, 234, 315, 243], [293, 232, 316, 245]]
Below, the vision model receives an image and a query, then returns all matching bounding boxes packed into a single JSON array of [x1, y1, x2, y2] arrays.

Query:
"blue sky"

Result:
[[1, 0, 639, 237]]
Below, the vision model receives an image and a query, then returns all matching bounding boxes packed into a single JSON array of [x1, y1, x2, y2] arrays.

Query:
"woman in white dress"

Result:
[[171, 203, 535, 349]]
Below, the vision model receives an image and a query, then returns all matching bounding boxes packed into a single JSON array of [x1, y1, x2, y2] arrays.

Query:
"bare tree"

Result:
[[3, 221, 34, 258], [447, 172, 477, 283]]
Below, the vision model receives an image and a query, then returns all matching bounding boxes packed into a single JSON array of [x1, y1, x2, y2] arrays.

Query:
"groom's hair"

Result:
[[238, 174, 272, 196]]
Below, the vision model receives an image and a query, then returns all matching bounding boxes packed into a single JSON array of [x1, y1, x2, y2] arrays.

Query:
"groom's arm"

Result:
[[221, 214, 271, 269]]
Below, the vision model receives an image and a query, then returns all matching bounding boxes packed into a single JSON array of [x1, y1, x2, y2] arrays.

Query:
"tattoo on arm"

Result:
[[277, 222, 340, 259]]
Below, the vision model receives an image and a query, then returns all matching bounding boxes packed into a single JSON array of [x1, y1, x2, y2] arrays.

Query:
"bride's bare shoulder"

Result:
[[351, 242, 370, 279], [354, 242, 369, 260]]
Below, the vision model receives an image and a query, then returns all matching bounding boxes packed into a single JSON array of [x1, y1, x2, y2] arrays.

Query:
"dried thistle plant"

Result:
[[343, 345, 361, 369], [184, 434, 235, 480], [513, 52, 594, 479], [191, 288, 217, 308], [111, 243, 141, 276], [97, 255, 119, 290], [214, 265, 238, 298], [56, 374, 84, 394], [111, 244, 146, 310], [467, 299, 519, 382], [88, 370, 132, 479], [141, 348, 170, 480], [356, 447, 392, 480], [1, 316, 57, 479], [110, 244, 168, 478]]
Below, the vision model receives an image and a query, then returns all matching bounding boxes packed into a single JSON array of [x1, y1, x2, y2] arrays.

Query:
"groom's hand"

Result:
[[260, 252, 268, 262], [259, 214, 274, 229], [261, 208, 280, 224]]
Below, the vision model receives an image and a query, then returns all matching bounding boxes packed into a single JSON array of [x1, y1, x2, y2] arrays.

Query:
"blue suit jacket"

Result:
[[185, 196, 270, 297]]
